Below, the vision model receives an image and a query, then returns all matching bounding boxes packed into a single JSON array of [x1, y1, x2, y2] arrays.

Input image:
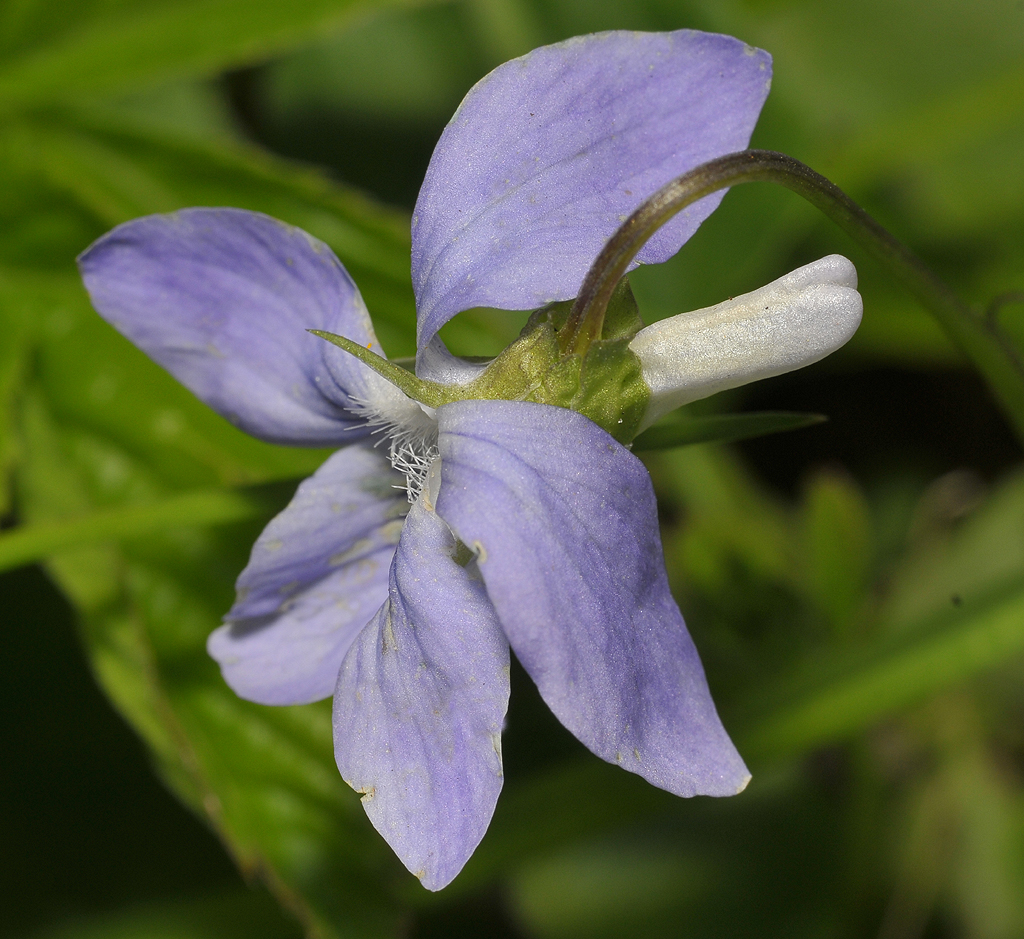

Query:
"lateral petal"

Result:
[[79, 207, 399, 445], [436, 400, 749, 797], [207, 445, 408, 705], [333, 497, 510, 891], [412, 30, 771, 353]]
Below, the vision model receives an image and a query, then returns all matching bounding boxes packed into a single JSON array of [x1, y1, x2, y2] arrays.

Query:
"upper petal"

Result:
[[333, 496, 510, 891], [78, 207, 398, 445], [436, 400, 749, 797], [412, 30, 772, 354], [207, 444, 408, 705]]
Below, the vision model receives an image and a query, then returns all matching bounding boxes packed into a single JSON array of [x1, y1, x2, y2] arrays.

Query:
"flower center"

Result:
[[351, 391, 439, 504]]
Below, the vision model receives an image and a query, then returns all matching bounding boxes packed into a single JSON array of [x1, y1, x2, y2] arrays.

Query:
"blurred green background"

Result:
[[2, 1, 1024, 937]]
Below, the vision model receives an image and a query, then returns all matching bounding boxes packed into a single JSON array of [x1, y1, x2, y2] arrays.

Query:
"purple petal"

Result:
[[333, 498, 510, 891], [207, 445, 408, 705], [436, 400, 749, 797], [79, 207, 397, 445], [412, 30, 771, 353]]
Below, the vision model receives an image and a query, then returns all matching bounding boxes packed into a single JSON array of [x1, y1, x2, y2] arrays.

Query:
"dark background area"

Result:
[[0, 565, 244, 938]]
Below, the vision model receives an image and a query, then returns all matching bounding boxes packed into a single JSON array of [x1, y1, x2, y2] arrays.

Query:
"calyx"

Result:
[[312, 278, 652, 445]]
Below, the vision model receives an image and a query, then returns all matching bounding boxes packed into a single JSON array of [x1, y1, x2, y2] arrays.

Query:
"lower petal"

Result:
[[436, 399, 749, 798], [333, 497, 510, 891], [208, 445, 408, 705]]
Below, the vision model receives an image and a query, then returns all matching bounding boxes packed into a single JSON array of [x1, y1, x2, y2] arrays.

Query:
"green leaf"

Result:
[[632, 410, 826, 451], [2, 112, 418, 351], [0, 485, 276, 573], [880, 469, 1024, 629], [715, 469, 1024, 766], [0, 273, 35, 515], [737, 578, 1024, 762], [0, 0, 427, 112], [800, 468, 873, 637]]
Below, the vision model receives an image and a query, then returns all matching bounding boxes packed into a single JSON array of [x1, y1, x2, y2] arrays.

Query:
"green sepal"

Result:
[[570, 279, 649, 442], [460, 322, 568, 403], [524, 277, 644, 342], [596, 277, 646, 341], [308, 330, 452, 407], [505, 278, 650, 442], [531, 353, 581, 410], [573, 338, 649, 443]]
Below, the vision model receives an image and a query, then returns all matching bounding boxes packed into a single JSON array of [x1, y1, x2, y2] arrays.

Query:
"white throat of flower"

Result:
[[351, 383, 439, 503]]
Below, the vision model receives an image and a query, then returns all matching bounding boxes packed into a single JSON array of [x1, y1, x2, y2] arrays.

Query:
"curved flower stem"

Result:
[[559, 149, 1024, 444]]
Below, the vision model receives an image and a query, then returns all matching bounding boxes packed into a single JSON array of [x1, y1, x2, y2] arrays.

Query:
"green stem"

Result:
[[560, 150, 1024, 444]]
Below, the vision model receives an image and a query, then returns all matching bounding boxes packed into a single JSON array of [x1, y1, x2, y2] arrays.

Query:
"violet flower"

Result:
[[79, 30, 862, 890]]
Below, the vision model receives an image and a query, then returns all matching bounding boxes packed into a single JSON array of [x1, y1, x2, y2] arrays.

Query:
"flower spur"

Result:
[[79, 29, 862, 889]]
